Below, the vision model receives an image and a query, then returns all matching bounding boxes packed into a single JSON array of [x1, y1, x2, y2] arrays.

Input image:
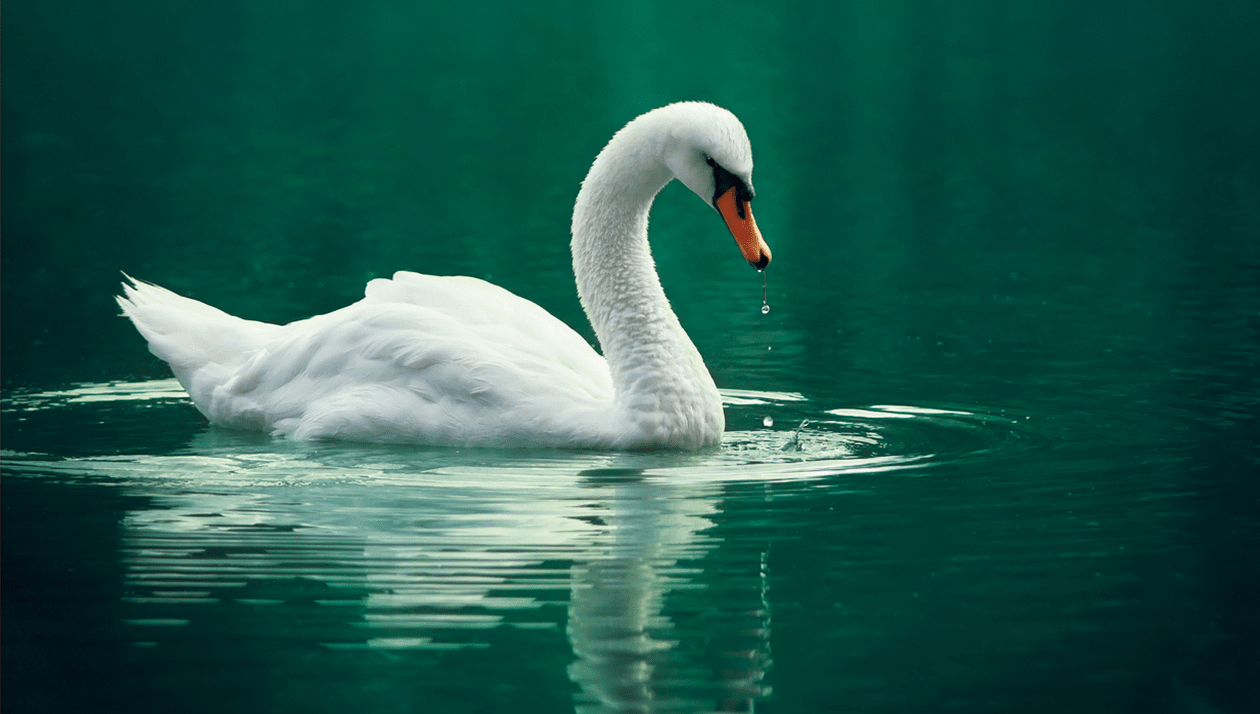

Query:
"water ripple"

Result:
[[5, 379, 1041, 484], [0, 379, 1215, 712]]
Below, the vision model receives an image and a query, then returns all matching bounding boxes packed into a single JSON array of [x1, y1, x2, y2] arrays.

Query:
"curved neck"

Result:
[[569, 117, 722, 442]]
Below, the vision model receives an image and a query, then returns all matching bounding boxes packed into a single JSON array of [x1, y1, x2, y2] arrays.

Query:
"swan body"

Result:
[[117, 102, 771, 449]]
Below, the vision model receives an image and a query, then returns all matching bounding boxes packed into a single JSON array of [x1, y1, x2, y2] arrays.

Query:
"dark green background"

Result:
[[7, 0, 1257, 398], [4, 1, 1259, 712]]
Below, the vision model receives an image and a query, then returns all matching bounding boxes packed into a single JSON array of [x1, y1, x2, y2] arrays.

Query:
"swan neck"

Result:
[[569, 118, 723, 446], [571, 145, 673, 368]]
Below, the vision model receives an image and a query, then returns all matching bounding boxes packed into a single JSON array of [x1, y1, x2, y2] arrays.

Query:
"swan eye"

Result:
[[708, 159, 754, 219]]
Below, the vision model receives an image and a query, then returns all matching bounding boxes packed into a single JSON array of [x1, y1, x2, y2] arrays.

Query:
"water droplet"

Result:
[[760, 270, 770, 315], [763, 415, 774, 427]]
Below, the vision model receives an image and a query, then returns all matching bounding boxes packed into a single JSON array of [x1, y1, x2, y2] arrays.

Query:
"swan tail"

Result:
[[116, 274, 281, 390]]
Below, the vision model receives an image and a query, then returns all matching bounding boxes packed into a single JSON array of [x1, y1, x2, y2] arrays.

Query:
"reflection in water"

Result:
[[567, 469, 769, 712], [115, 457, 775, 710], [5, 415, 785, 711], [4, 381, 1043, 711]]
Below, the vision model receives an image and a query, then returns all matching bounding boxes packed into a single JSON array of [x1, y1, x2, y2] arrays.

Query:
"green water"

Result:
[[3, 1, 1259, 712]]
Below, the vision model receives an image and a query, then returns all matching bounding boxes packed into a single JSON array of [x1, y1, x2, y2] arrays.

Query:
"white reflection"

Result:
[[565, 468, 772, 712], [5, 378, 189, 408], [5, 380, 1037, 711], [5, 434, 775, 708]]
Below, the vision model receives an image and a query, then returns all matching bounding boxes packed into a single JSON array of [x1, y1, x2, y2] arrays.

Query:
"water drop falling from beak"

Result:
[[760, 270, 770, 314]]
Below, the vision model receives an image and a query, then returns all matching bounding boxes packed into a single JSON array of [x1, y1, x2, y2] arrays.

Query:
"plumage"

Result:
[[117, 102, 771, 449]]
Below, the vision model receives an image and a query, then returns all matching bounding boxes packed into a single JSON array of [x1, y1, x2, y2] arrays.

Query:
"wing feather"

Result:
[[204, 271, 615, 444]]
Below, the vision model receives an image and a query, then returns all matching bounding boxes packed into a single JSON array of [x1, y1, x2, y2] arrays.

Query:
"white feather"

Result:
[[116, 102, 765, 449]]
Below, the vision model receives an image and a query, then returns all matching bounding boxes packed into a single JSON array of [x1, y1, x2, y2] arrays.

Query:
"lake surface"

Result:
[[4, 2, 1258, 712]]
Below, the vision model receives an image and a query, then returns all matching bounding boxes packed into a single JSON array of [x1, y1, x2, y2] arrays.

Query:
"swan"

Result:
[[117, 102, 771, 449]]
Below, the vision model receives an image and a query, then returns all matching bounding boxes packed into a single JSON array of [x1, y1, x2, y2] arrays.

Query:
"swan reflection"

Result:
[[568, 468, 770, 712], [10, 437, 773, 711]]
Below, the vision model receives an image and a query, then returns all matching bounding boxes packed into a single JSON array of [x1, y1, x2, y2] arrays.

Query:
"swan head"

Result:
[[658, 103, 772, 270]]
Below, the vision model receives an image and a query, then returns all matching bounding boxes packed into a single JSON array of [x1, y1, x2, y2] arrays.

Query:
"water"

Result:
[[0, 385, 1095, 713], [4, 1, 1259, 713], [779, 420, 810, 452]]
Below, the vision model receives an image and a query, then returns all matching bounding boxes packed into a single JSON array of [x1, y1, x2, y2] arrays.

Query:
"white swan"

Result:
[[117, 102, 771, 449]]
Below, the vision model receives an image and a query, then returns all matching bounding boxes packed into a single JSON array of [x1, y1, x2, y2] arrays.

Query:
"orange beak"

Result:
[[716, 186, 771, 270]]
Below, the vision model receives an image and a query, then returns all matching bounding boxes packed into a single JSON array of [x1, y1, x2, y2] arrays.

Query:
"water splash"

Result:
[[763, 415, 774, 428], [780, 419, 811, 452]]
